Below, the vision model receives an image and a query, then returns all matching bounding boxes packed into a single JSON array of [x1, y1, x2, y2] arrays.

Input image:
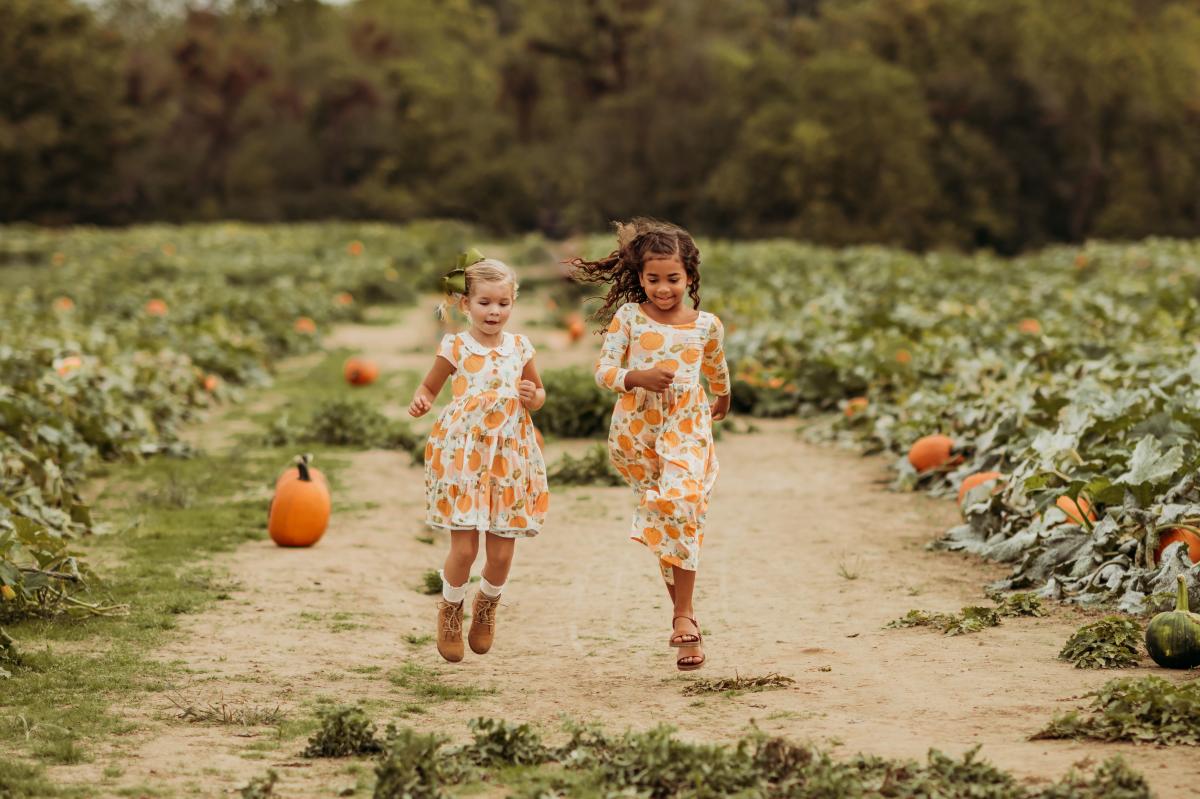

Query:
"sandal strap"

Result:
[[670, 615, 701, 643]]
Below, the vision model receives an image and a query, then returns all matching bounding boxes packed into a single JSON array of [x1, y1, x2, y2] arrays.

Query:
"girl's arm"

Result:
[[594, 308, 632, 392], [409, 356, 455, 417], [702, 317, 732, 421], [518, 357, 546, 411]]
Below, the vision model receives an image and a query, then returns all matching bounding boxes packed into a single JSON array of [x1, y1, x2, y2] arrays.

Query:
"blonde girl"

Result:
[[409, 252, 549, 663], [572, 219, 730, 671]]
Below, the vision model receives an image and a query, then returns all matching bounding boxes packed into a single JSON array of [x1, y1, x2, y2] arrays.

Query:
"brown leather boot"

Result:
[[467, 591, 501, 654], [436, 599, 464, 663]]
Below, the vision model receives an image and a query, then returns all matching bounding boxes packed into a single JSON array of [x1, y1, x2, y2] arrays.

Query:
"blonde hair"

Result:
[[437, 257, 519, 319], [463, 258, 519, 299]]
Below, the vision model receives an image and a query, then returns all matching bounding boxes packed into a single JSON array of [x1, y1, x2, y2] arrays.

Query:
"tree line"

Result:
[[3, 0, 1199, 251]]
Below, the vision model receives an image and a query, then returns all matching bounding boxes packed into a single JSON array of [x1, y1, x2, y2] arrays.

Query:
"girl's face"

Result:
[[460, 280, 514, 336], [639, 254, 689, 312]]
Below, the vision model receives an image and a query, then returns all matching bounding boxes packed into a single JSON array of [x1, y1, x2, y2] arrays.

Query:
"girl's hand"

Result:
[[409, 391, 433, 418], [629, 367, 675, 393], [518, 379, 539, 407], [710, 393, 731, 422]]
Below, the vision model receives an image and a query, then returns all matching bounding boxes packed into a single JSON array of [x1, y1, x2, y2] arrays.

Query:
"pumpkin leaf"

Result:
[[1114, 436, 1183, 487]]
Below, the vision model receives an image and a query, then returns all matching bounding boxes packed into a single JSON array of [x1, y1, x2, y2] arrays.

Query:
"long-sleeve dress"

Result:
[[594, 302, 730, 582]]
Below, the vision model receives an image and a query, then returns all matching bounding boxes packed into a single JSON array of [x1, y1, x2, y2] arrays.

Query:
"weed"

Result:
[[1058, 617, 1141, 669]]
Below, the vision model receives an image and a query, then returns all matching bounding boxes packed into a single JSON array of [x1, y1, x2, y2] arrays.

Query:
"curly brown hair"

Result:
[[569, 218, 701, 331]]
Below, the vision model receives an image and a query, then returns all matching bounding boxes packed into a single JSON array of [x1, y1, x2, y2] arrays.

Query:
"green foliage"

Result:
[[547, 444, 623, 486], [264, 399, 417, 451], [239, 769, 278, 799], [460, 717, 551, 768], [992, 592, 1047, 618], [419, 570, 442, 596], [374, 728, 453, 799], [887, 606, 1001, 636], [1035, 676, 1200, 745], [1058, 617, 1142, 669], [535, 368, 612, 438], [302, 705, 384, 758]]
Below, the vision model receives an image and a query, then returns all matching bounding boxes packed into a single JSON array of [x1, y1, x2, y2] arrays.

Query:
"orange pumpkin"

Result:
[[343, 357, 379, 387], [894, 348, 913, 364], [334, 292, 354, 306], [907, 434, 959, 472], [294, 317, 317, 334], [145, 298, 169, 317], [55, 355, 83, 376], [347, 241, 364, 256], [566, 312, 585, 342], [1055, 495, 1096, 526], [268, 456, 331, 547], [203, 374, 221, 392], [1156, 528, 1200, 565], [957, 471, 1004, 505], [52, 296, 75, 312], [1017, 318, 1042, 335], [844, 397, 869, 418]]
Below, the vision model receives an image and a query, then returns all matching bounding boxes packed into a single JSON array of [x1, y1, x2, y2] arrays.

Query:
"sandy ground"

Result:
[[48, 263, 1200, 798]]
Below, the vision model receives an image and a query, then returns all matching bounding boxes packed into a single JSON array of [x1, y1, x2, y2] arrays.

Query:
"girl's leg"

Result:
[[437, 530, 477, 663], [442, 529, 479, 595], [469, 533, 515, 655], [670, 566, 704, 669], [481, 532, 516, 588]]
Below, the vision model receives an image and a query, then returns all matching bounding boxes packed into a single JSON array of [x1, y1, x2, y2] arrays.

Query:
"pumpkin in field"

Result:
[[294, 316, 317, 334], [844, 397, 869, 418], [52, 296, 75, 313], [343, 357, 379, 387], [1017, 318, 1042, 335], [894, 348, 912, 365], [203, 374, 221, 392], [957, 471, 1004, 505], [907, 435, 959, 472], [1156, 528, 1200, 565], [268, 455, 331, 547], [1145, 575, 1200, 669], [334, 292, 354, 307], [1056, 495, 1096, 526], [145, 298, 169, 316], [566, 312, 585, 342], [55, 356, 83, 376], [347, 241, 364, 256]]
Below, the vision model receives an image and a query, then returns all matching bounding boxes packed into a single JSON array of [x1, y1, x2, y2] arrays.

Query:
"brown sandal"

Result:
[[668, 615, 702, 648], [677, 649, 706, 671]]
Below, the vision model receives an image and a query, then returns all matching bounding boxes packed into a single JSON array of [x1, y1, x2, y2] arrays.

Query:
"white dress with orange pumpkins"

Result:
[[594, 302, 730, 580], [424, 332, 549, 536]]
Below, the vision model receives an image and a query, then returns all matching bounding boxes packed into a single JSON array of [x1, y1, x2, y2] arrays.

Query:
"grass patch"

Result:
[[168, 694, 285, 726], [546, 444, 623, 486], [1058, 616, 1142, 669], [681, 673, 796, 697], [1035, 676, 1200, 745], [333, 716, 1153, 799], [387, 662, 494, 702], [418, 570, 442, 595], [403, 634, 433, 647]]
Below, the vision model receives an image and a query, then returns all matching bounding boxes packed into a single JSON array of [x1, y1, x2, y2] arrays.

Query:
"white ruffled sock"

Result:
[[440, 570, 467, 605], [479, 576, 504, 598]]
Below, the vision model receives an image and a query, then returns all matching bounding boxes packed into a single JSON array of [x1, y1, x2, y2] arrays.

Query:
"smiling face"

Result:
[[460, 279, 514, 337], [639, 254, 690, 312]]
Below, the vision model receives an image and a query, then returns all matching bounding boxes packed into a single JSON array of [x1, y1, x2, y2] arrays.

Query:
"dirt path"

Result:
[[56, 265, 1198, 798]]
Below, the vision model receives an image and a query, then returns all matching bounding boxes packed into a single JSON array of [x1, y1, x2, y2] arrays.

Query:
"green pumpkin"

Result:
[[1145, 575, 1200, 669]]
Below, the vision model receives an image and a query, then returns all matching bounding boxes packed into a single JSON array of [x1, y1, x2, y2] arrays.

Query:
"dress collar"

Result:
[[460, 331, 514, 356]]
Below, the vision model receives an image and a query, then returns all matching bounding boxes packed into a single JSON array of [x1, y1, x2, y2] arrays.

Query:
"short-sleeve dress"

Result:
[[593, 302, 730, 580], [424, 331, 549, 536]]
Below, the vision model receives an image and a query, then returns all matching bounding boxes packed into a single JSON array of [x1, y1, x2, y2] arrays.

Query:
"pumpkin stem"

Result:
[[1176, 574, 1190, 613], [296, 457, 312, 483]]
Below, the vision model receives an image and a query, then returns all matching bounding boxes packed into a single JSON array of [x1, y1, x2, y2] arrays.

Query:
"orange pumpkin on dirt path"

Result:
[[844, 397, 869, 418], [343, 357, 379, 386], [907, 434, 959, 472], [268, 456, 331, 547]]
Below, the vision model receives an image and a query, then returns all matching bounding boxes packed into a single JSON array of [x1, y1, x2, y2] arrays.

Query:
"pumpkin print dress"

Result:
[[595, 302, 730, 582], [424, 332, 549, 537]]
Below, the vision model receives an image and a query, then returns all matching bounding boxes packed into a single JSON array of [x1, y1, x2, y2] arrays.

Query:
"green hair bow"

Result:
[[441, 248, 486, 296]]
